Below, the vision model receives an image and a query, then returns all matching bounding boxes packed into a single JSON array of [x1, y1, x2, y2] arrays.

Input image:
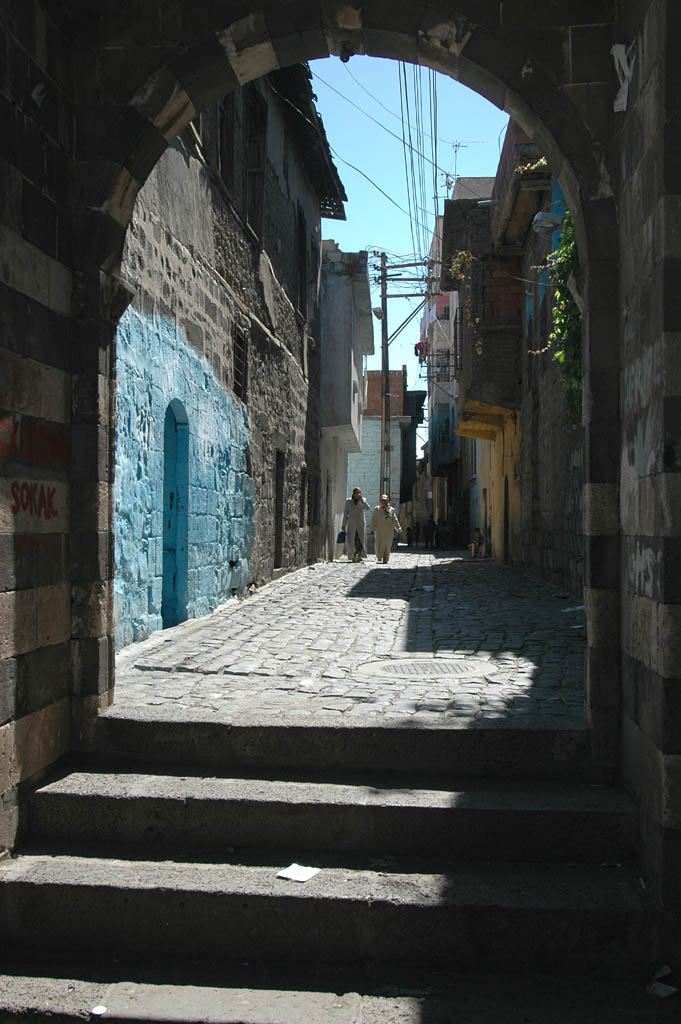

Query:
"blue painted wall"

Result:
[[114, 308, 255, 648]]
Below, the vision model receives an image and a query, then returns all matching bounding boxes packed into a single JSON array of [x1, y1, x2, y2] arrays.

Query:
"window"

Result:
[[434, 403, 451, 443], [435, 350, 451, 383], [246, 86, 267, 237], [233, 322, 248, 402]]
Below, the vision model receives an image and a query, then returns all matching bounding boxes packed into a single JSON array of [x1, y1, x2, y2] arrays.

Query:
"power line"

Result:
[[313, 68, 455, 182], [266, 77, 432, 235], [342, 62, 456, 146]]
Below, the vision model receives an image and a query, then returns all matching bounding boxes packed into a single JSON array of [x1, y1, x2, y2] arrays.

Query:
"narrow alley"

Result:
[[114, 550, 586, 727]]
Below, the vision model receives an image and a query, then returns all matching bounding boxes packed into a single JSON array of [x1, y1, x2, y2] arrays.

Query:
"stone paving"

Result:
[[114, 550, 586, 726]]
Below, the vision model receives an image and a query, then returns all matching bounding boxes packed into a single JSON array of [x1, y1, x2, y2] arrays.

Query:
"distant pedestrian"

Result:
[[469, 526, 483, 558], [406, 525, 414, 547], [370, 494, 402, 564], [413, 521, 421, 546], [342, 486, 371, 562], [423, 516, 435, 549]]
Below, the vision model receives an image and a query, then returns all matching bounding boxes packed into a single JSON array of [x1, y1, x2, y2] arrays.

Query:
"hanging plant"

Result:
[[547, 211, 582, 425], [450, 249, 472, 281]]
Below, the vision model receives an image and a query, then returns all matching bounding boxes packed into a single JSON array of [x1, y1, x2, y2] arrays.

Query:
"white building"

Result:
[[319, 241, 374, 559]]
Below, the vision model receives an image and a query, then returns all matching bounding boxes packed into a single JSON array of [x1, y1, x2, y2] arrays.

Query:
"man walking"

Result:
[[370, 494, 402, 564]]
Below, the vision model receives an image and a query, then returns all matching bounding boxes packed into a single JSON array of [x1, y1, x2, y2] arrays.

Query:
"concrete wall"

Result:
[[320, 242, 372, 450]]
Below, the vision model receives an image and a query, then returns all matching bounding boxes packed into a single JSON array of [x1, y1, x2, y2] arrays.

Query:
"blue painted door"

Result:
[[162, 401, 189, 627]]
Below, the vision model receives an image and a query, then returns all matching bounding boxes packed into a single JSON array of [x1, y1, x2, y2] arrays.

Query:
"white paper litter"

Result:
[[277, 863, 320, 882], [646, 981, 678, 998], [91, 1008, 108, 1017], [561, 605, 585, 613]]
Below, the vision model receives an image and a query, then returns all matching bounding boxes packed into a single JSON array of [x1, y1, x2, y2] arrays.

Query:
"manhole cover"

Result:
[[359, 658, 498, 679]]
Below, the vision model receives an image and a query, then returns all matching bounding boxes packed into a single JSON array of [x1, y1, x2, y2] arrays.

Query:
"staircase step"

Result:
[[94, 706, 595, 780], [29, 770, 636, 862], [0, 974, 361, 1024], [0, 967, 677, 1024], [0, 853, 650, 972]]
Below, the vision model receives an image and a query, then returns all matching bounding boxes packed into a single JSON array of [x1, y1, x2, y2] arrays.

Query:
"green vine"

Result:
[[450, 249, 472, 281], [514, 156, 548, 176], [450, 250, 482, 353], [547, 211, 582, 425]]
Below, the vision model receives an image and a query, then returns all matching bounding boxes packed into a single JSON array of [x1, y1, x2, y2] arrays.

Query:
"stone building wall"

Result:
[[113, 74, 330, 646], [519, 188, 584, 596]]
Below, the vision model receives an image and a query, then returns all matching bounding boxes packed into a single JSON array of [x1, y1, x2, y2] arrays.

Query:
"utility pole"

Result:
[[373, 253, 429, 505], [379, 252, 390, 502]]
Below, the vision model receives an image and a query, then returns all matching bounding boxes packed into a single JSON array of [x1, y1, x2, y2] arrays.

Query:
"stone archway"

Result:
[[67, 3, 620, 769]]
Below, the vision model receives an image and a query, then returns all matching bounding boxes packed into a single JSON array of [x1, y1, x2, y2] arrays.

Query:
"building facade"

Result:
[[347, 368, 425, 530], [2, 1, 681, 961], [319, 240, 374, 560], [439, 123, 583, 590], [114, 66, 347, 646]]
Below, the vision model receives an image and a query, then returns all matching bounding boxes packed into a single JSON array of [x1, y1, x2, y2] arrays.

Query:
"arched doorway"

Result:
[[70, 3, 621, 771], [162, 400, 189, 629]]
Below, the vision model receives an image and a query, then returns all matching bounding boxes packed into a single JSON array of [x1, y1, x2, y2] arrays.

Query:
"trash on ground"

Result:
[[277, 862, 320, 882], [646, 981, 678, 998], [561, 605, 585, 613], [91, 1008, 108, 1017], [646, 965, 678, 998]]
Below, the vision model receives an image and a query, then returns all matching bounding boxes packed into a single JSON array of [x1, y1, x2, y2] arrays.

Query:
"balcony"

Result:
[[430, 437, 460, 476]]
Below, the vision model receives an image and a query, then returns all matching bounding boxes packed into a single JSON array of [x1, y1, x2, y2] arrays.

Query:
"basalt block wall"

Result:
[[616, 0, 681, 919], [114, 307, 254, 647], [0, 0, 679, 960], [115, 142, 256, 648], [0, 0, 76, 849]]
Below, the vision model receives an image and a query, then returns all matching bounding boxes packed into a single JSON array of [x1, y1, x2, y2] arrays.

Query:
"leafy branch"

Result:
[[546, 211, 582, 425]]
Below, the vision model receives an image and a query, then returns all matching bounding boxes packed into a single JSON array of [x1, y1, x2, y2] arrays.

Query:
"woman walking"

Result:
[[342, 487, 371, 562]]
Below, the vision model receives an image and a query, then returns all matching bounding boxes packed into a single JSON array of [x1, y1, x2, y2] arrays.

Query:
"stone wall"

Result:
[[114, 306, 254, 646], [519, 187, 584, 596], [616, 0, 681, 914], [114, 78, 328, 645], [0, 0, 76, 850], [2, 0, 680, 958]]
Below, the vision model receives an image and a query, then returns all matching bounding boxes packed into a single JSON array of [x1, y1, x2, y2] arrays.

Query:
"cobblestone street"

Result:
[[114, 551, 586, 726]]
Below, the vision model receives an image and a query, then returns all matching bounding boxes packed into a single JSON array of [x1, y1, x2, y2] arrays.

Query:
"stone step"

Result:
[[28, 770, 636, 862], [0, 853, 650, 972], [94, 706, 596, 780], [0, 967, 677, 1023]]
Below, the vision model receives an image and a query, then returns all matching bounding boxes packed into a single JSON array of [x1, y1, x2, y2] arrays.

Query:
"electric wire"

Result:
[[266, 78, 435, 239], [342, 63, 455, 145], [313, 69, 455, 179]]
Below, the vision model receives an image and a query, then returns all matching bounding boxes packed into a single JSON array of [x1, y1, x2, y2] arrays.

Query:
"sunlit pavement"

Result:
[[114, 549, 586, 725]]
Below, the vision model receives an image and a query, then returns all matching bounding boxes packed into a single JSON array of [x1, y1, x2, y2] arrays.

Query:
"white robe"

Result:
[[370, 504, 402, 560], [342, 496, 370, 557]]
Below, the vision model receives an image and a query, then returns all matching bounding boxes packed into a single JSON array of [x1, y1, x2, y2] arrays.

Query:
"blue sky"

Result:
[[309, 56, 509, 399]]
